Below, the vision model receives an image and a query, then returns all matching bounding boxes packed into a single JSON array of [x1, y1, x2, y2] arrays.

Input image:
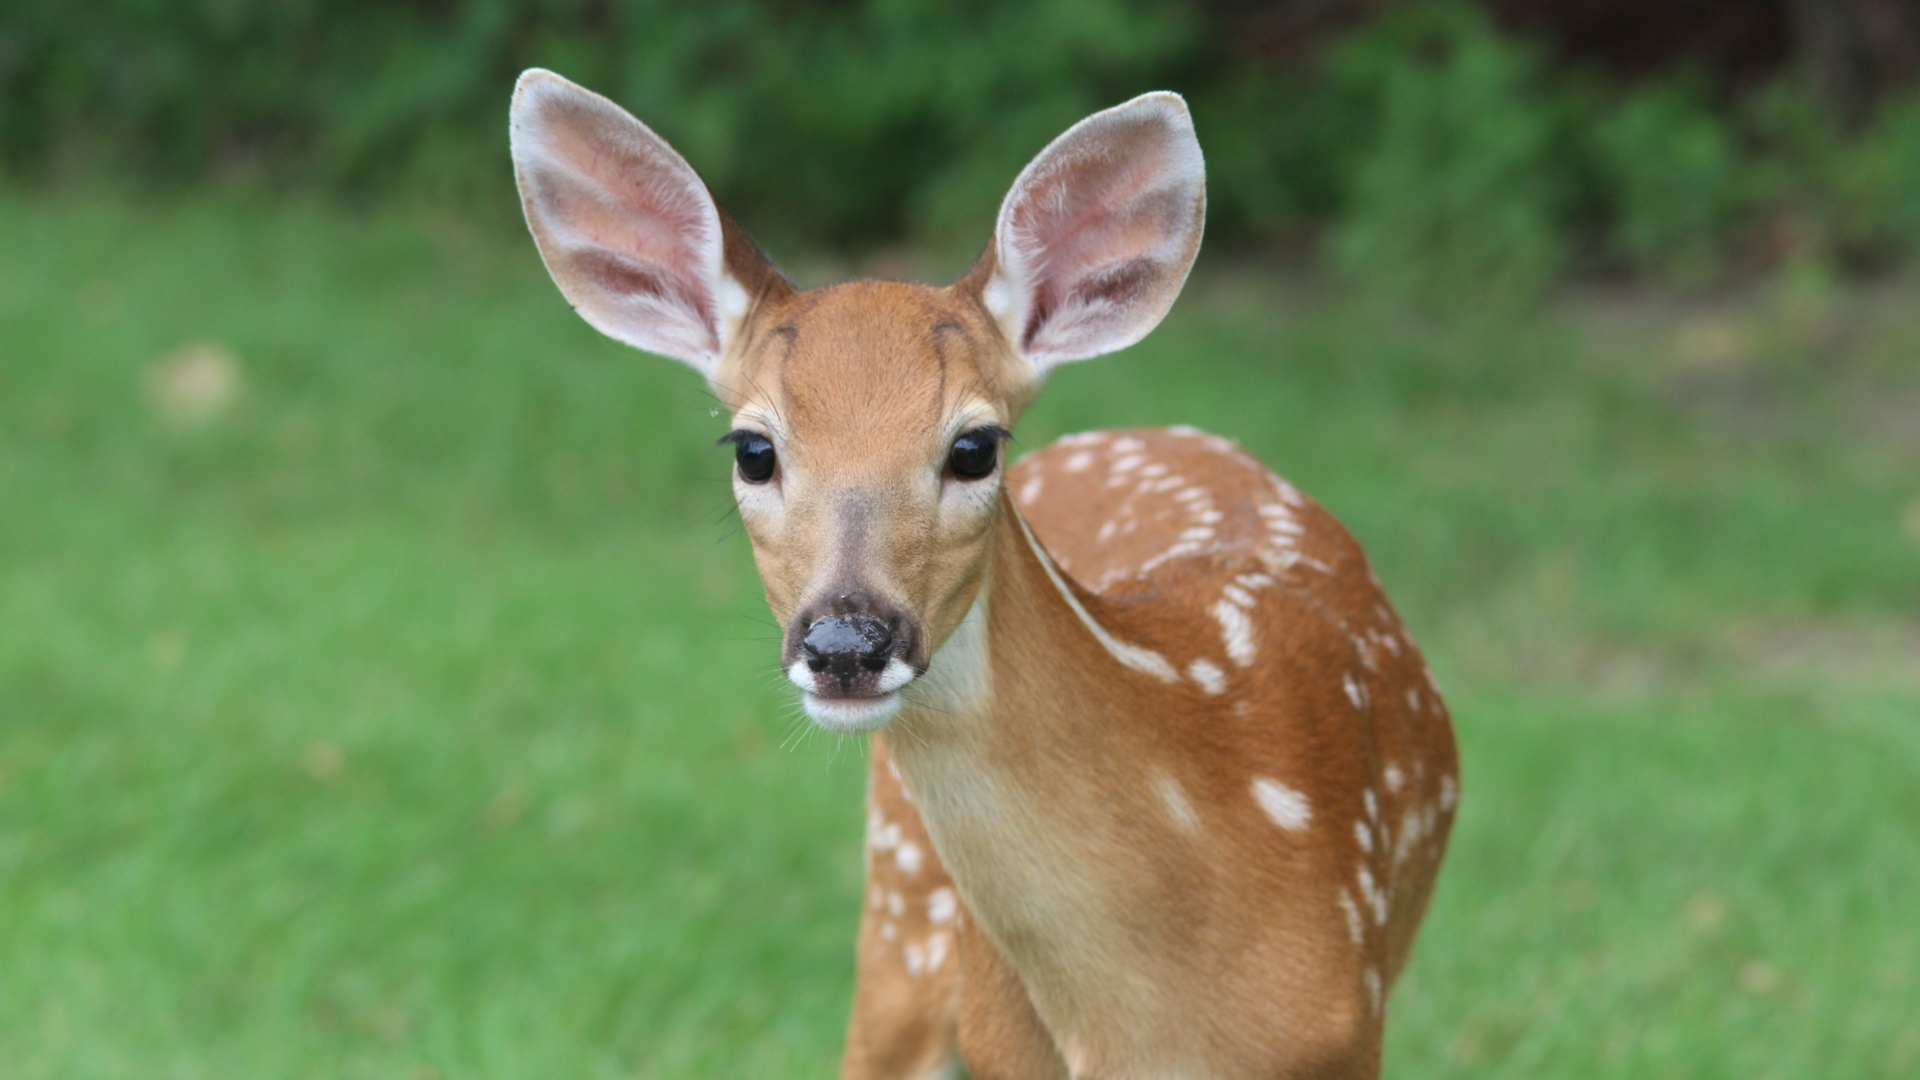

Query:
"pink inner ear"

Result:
[[513, 76, 730, 365], [994, 97, 1204, 366], [545, 101, 717, 324]]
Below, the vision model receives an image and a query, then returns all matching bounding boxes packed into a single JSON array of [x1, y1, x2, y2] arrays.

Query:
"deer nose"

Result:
[[802, 615, 894, 676]]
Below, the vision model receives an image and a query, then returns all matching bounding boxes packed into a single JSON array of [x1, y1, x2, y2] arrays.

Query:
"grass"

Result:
[[1, 188, 1917, 1079]]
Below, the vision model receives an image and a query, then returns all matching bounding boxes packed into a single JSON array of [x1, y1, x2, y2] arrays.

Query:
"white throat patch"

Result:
[[906, 592, 992, 718]]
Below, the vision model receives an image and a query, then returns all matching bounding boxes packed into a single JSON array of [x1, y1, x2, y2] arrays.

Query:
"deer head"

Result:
[[510, 69, 1205, 733]]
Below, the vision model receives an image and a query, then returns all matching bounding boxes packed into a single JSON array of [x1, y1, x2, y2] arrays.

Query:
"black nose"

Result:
[[802, 615, 894, 677]]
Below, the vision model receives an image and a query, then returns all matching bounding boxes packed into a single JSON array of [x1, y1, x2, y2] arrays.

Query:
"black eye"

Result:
[[727, 431, 777, 484], [947, 428, 1004, 481]]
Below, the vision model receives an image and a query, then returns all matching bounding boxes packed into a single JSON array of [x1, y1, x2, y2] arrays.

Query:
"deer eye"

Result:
[[725, 431, 777, 484], [947, 427, 1005, 481]]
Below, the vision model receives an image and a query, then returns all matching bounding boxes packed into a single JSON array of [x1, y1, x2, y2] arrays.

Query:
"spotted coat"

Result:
[[845, 427, 1459, 1080]]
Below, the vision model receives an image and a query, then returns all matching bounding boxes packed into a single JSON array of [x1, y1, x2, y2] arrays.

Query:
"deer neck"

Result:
[[897, 489, 1161, 764], [887, 491, 1181, 966]]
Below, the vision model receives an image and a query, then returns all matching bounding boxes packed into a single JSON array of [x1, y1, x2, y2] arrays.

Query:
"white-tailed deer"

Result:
[[511, 69, 1458, 1079]]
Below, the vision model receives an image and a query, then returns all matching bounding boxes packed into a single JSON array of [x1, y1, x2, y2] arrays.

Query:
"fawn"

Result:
[[510, 69, 1458, 1080]]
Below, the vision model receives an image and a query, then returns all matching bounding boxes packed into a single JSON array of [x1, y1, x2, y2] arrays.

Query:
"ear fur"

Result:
[[509, 69, 787, 374], [976, 92, 1206, 375]]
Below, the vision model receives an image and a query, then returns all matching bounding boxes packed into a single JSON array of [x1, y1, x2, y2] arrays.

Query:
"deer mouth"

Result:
[[786, 652, 916, 733], [797, 686, 909, 733]]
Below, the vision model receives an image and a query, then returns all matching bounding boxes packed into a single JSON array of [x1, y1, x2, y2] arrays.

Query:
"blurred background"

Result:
[[1, 1, 1916, 1077]]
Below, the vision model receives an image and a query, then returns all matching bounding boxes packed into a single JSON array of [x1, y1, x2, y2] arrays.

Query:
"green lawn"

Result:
[[2, 190, 1916, 1079]]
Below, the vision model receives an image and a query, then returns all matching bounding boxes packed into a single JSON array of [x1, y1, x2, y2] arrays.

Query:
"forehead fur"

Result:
[[717, 279, 1030, 436]]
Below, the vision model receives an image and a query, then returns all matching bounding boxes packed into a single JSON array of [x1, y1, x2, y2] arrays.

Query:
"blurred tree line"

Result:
[[5, 0, 1920, 288]]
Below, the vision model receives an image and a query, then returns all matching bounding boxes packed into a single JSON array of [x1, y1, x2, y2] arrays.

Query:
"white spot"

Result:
[[895, 841, 923, 876], [1364, 789, 1379, 821], [925, 931, 951, 973], [1111, 454, 1146, 474], [1135, 540, 1205, 577], [1235, 572, 1274, 589], [1383, 765, 1405, 794], [887, 890, 905, 917], [1342, 672, 1364, 709], [1357, 865, 1387, 925], [1014, 507, 1179, 682], [928, 887, 957, 925], [1354, 820, 1373, 853], [1259, 503, 1304, 535], [1252, 777, 1312, 831], [904, 940, 925, 976], [1155, 771, 1200, 833], [1196, 508, 1224, 525], [1351, 636, 1376, 672], [1112, 436, 1146, 453], [1058, 431, 1106, 446], [1096, 519, 1118, 543], [1186, 657, 1227, 695], [1140, 462, 1170, 478], [1439, 774, 1459, 812], [1222, 583, 1255, 608], [1406, 687, 1421, 712], [1064, 451, 1095, 471], [870, 820, 901, 852], [1210, 599, 1258, 667], [1179, 526, 1214, 543], [881, 921, 898, 942], [1167, 425, 1202, 437], [1394, 806, 1433, 868], [1338, 889, 1365, 945], [1173, 487, 1206, 503], [1019, 475, 1043, 503], [1258, 542, 1303, 575], [1364, 967, 1383, 1014]]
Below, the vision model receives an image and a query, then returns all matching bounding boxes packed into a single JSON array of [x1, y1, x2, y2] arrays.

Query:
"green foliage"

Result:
[[0, 0, 1197, 252], [7, 1, 1920, 285], [1744, 80, 1856, 264], [1590, 81, 1746, 284], [1835, 93, 1920, 258], [1323, 3, 1567, 300]]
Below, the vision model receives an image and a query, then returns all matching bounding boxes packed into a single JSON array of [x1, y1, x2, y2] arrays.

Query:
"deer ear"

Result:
[[978, 92, 1206, 375], [509, 68, 785, 374]]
